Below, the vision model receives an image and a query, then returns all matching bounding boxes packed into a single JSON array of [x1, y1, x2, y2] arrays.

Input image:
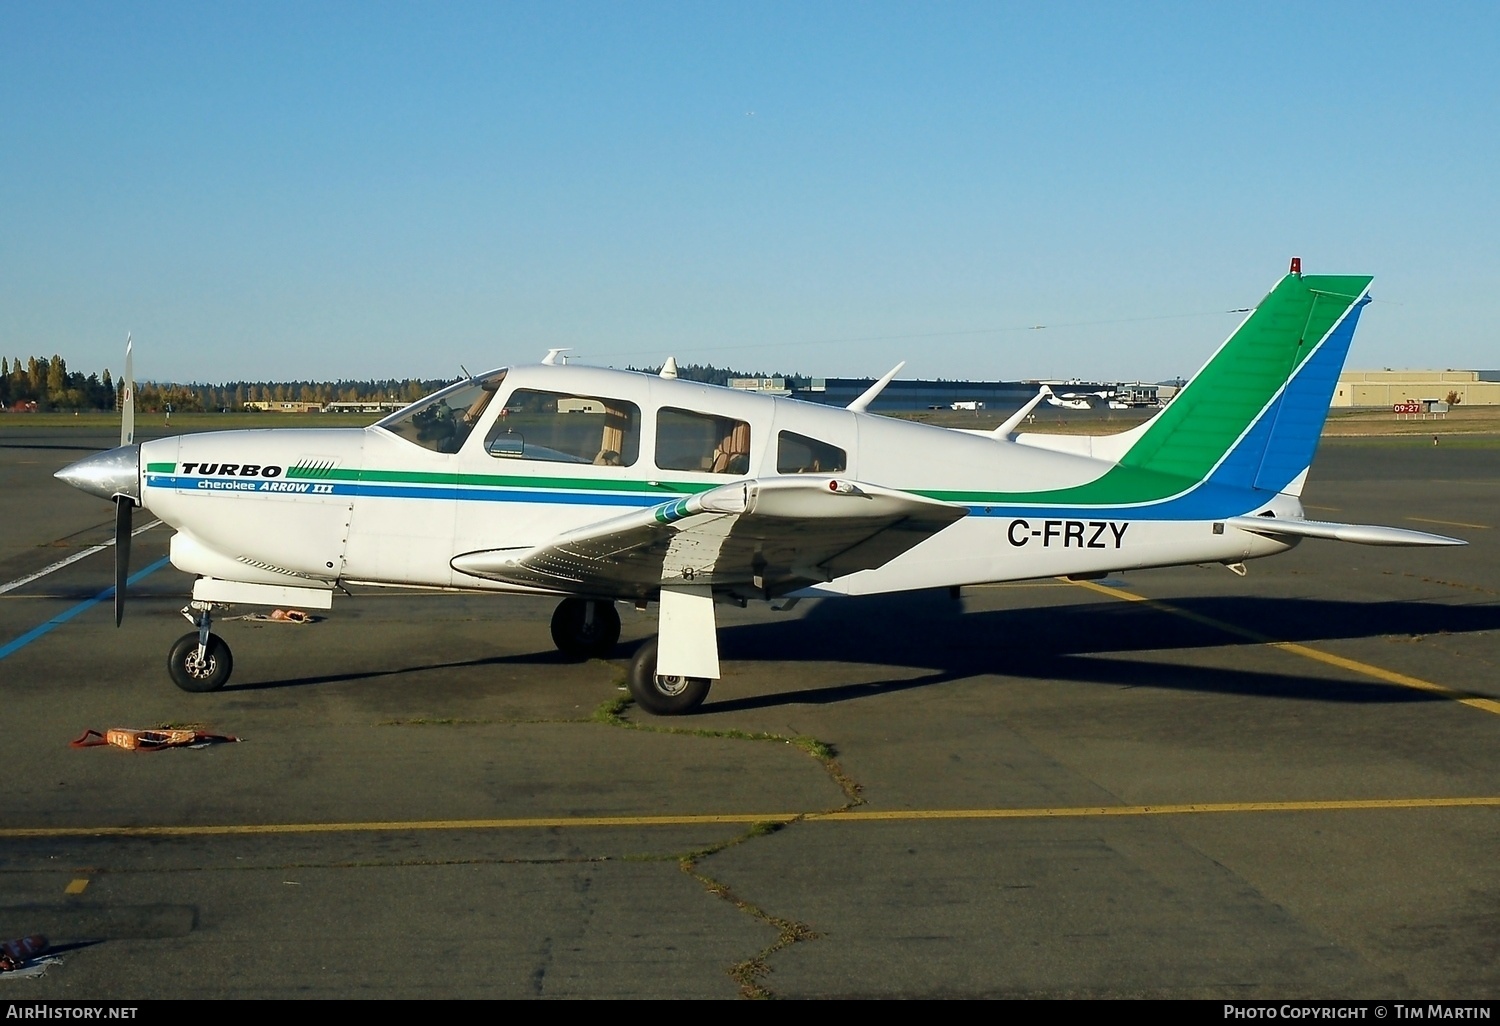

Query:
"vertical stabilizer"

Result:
[[1118, 270, 1372, 492]]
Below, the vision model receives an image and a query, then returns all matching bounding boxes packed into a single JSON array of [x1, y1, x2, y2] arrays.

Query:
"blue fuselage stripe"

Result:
[[147, 474, 1278, 523], [147, 476, 662, 507]]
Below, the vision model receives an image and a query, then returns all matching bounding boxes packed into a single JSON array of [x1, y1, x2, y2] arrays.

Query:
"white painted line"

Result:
[[0, 520, 163, 596]]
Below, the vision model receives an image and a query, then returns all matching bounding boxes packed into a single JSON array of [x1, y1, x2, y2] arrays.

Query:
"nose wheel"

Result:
[[168, 603, 233, 692], [550, 598, 621, 659], [626, 637, 711, 715]]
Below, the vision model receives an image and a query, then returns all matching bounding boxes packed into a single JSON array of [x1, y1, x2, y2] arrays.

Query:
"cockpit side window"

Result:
[[656, 407, 752, 474], [376, 370, 507, 454], [776, 431, 846, 474], [482, 390, 641, 466]]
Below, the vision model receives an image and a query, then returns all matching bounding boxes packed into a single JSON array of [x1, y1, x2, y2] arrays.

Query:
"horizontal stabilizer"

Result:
[[1223, 516, 1465, 547]]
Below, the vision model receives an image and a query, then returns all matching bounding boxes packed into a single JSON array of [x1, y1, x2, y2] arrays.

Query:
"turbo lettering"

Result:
[[179, 463, 283, 478], [1006, 519, 1129, 548]]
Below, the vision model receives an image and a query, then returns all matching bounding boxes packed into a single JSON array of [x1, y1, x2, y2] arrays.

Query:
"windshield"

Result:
[[375, 369, 508, 453]]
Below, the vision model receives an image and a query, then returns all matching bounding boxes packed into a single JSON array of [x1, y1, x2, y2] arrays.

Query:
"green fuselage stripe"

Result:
[[285, 464, 713, 495]]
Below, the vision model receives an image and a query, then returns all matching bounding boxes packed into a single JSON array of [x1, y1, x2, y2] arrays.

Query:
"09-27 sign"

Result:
[[1393, 402, 1422, 414]]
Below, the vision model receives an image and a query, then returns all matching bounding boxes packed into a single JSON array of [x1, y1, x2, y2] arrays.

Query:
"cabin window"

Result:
[[776, 431, 846, 474], [655, 408, 752, 474], [482, 389, 641, 466], [376, 370, 507, 453]]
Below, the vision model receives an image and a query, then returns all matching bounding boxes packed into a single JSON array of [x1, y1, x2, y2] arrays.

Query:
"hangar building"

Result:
[[1333, 370, 1500, 407]]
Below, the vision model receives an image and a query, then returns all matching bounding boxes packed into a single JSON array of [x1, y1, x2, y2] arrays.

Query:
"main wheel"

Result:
[[550, 598, 621, 659], [167, 632, 233, 693], [626, 637, 711, 715]]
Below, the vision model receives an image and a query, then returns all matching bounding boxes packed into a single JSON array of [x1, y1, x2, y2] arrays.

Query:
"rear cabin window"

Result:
[[776, 431, 846, 474], [655, 408, 752, 474], [483, 390, 641, 466]]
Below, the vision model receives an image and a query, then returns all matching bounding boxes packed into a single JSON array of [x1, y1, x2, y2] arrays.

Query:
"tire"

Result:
[[550, 598, 622, 659], [626, 637, 711, 715], [167, 631, 233, 693]]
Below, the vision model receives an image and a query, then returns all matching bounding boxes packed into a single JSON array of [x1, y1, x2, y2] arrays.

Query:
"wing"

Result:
[[1223, 515, 1465, 547], [451, 476, 968, 598]]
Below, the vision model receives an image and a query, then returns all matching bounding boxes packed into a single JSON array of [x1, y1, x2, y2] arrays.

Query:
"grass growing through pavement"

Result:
[[382, 685, 858, 997], [592, 689, 858, 998]]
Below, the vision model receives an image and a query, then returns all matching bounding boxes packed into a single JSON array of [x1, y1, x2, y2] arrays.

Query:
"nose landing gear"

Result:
[[168, 602, 233, 693]]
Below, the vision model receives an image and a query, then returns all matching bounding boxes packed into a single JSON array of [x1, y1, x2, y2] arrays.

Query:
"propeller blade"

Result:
[[114, 497, 132, 627], [120, 334, 135, 447]]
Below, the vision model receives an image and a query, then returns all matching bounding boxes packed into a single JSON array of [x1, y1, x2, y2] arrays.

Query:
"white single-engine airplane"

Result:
[[57, 260, 1464, 714], [1039, 385, 1095, 410]]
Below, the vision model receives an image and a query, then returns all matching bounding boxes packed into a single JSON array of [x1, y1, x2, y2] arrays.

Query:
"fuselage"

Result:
[[138, 363, 1298, 601]]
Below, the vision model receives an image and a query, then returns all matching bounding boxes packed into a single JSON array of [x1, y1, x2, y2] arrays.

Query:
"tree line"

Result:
[[3, 355, 803, 413], [628, 362, 804, 387], [0, 354, 450, 413]]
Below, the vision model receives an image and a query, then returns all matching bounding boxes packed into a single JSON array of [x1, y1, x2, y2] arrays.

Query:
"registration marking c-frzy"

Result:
[[1007, 519, 1129, 549]]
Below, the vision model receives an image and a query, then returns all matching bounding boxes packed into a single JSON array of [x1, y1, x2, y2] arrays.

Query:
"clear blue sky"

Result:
[[3, 2, 1496, 385]]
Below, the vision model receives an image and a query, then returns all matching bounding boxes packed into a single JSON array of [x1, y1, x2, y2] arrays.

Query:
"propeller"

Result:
[[113, 335, 135, 626], [114, 491, 131, 626], [53, 334, 144, 625]]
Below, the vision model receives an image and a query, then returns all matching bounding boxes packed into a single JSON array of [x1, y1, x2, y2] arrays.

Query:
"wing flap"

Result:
[[451, 476, 967, 596], [1223, 515, 1465, 547]]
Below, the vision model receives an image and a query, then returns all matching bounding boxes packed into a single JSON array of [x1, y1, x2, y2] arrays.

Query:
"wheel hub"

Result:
[[655, 674, 689, 697]]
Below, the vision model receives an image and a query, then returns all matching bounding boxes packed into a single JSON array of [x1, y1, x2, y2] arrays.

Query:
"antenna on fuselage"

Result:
[[542, 348, 571, 366], [659, 356, 678, 379], [993, 388, 1049, 439], [459, 364, 474, 381], [846, 361, 905, 413]]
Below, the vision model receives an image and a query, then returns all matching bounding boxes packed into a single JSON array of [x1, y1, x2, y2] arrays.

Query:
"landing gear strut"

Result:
[[550, 598, 621, 659], [168, 602, 233, 693], [626, 637, 711, 716]]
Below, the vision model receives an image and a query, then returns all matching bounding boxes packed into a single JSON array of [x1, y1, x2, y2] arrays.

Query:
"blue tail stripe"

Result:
[[1252, 299, 1367, 492], [1205, 297, 1368, 496]]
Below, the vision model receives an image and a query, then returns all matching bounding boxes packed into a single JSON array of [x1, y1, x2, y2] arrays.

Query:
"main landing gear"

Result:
[[548, 596, 712, 715], [549, 598, 621, 659], [168, 602, 233, 693], [625, 637, 711, 716]]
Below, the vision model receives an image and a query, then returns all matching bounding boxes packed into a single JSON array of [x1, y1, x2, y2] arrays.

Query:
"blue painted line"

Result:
[[0, 556, 172, 661]]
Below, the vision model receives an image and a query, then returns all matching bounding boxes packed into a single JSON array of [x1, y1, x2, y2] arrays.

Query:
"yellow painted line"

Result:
[[817, 797, 1500, 821], [1069, 579, 1500, 716], [1407, 516, 1489, 530], [64, 878, 89, 894], [4, 796, 1499, 839]]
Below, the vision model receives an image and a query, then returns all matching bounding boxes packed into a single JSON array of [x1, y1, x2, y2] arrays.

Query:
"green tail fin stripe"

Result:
[[1118, 273, 1372, 480]]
